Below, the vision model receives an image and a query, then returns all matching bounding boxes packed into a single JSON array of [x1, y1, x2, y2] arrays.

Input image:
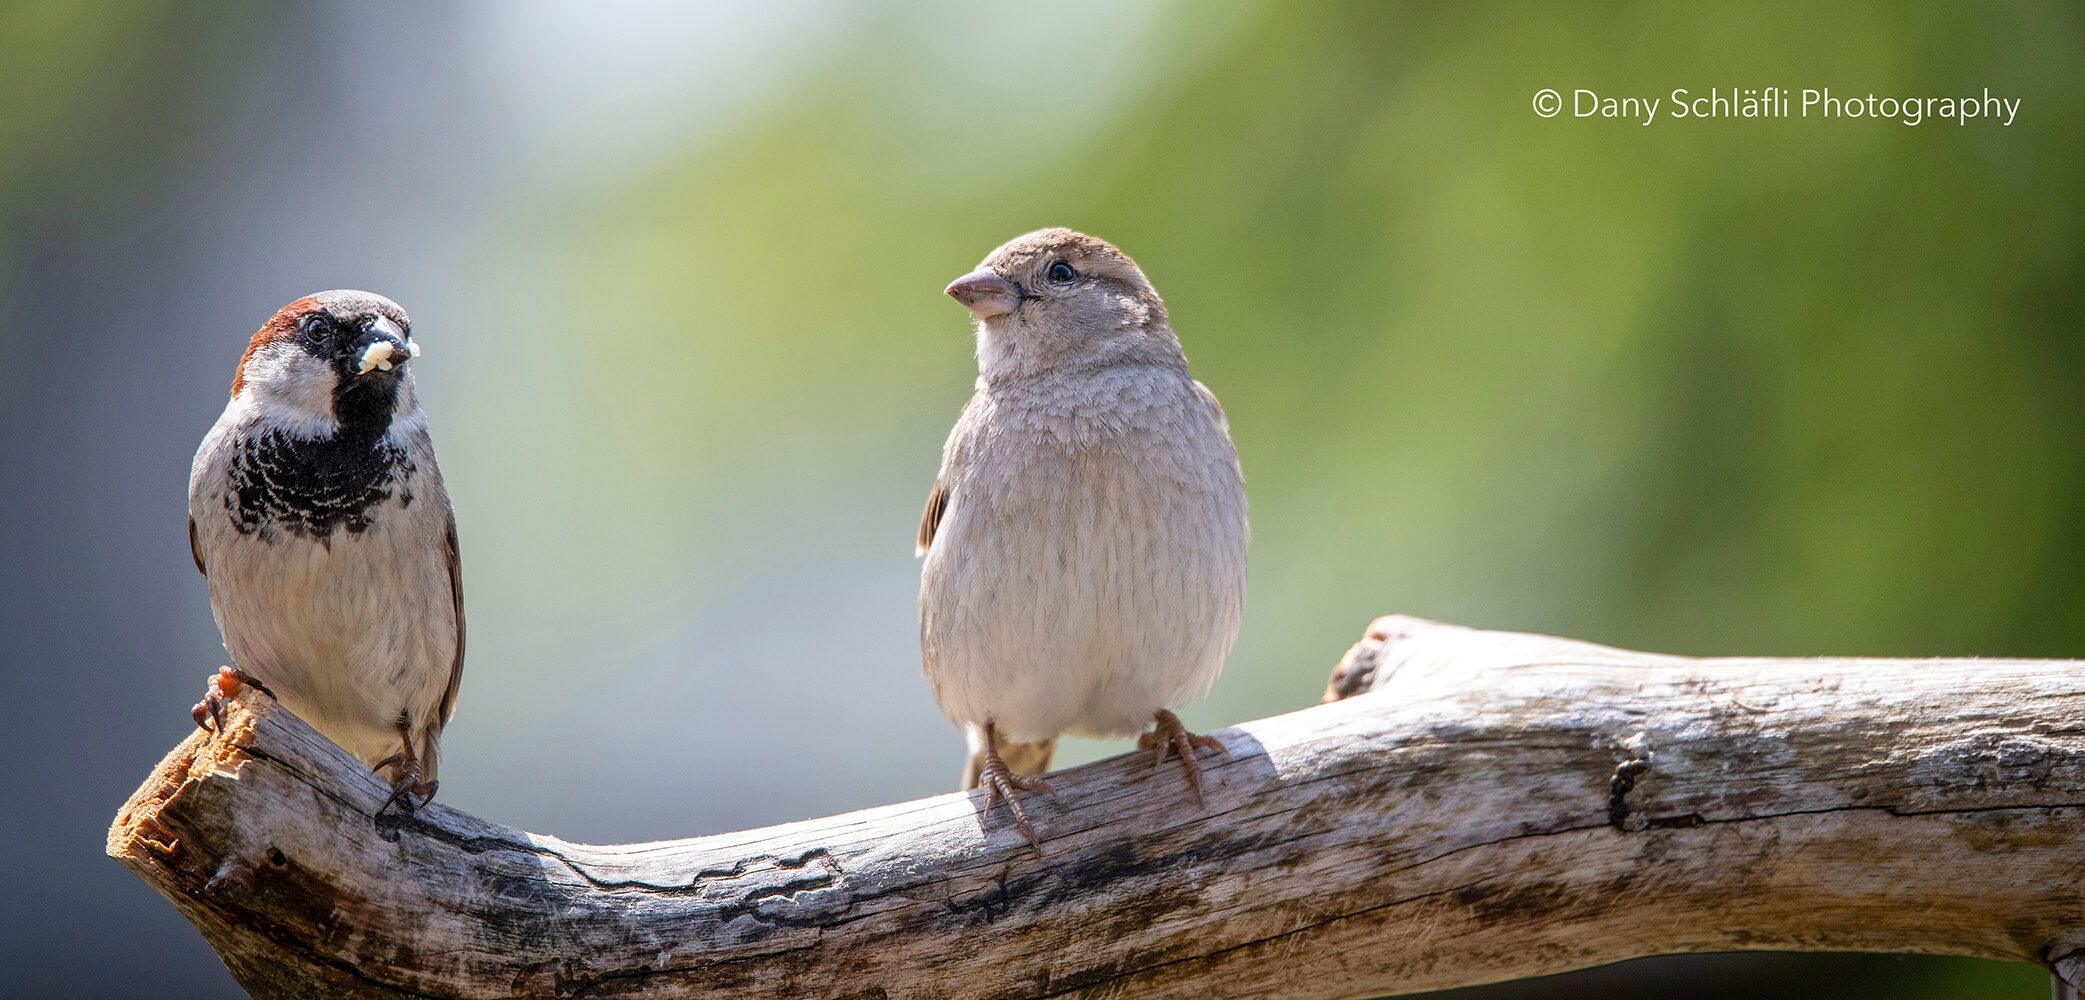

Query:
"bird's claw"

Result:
[[378, 773, 438, 819], [193, 667, 274, 733], [221, 666, 275, 700], [1143, 708, 1230, 806], [373, 728, 437, 824], [978, 756, 1057, 855]]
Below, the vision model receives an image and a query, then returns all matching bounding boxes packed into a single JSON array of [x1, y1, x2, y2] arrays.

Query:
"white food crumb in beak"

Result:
[[357, 340, 399, 374], [407, 340, 421, 359]]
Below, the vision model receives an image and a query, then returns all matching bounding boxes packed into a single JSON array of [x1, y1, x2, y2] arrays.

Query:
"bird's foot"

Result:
[[372, 737, 437, 821], [192, 667, 276, 733], [1140, 708, 1230, 806], [372, 752, 438, 819], [977, 750, 1060, 855]]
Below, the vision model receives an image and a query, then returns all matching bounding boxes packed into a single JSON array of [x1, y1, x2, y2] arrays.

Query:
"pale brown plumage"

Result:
[[919, 229, 1248, 851]]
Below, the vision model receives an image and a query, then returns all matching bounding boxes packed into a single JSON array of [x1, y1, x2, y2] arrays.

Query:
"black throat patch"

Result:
[[226, 421, 416, 542]]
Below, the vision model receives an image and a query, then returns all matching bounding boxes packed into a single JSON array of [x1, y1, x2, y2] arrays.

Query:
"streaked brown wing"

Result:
[[436, 509, 465, 725], [916, 477, 948, 557]]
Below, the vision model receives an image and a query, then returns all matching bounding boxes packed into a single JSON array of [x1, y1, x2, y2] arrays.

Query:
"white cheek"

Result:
[[242, 344, 340, 428]]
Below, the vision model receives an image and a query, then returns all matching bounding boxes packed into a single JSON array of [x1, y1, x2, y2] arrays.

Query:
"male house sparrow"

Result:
[[188, 290, 463, 816], [918, 229, 1248, 850]]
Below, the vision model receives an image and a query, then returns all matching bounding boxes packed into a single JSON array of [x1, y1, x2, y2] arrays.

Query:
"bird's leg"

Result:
[[1140, 708, 1230, 807], [192, 666, 276, 733], [974, 721, 1060, 854], [371, 721, 438, 820]]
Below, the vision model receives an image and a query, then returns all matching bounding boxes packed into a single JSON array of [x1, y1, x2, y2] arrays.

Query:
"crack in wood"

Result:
[[1608, 758, 1652, 830]]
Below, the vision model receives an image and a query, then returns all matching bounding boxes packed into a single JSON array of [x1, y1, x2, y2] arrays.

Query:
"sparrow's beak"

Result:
[[945, 270, 1018, 320], [352, 316, 417, 375]]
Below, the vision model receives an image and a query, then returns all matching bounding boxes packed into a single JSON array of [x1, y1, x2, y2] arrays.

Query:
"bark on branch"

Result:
[[111, 616, 2085, 999]]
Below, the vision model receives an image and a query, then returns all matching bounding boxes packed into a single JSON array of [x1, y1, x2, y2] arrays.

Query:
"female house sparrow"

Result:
[[188, 290, 463, 817], [919, 229, 1248, 850]]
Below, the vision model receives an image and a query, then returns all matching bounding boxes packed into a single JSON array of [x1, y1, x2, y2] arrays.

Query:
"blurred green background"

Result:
[[2, 2, 2077, 997]]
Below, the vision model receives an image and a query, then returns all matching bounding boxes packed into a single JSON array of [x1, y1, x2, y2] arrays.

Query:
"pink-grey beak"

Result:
[[945, 270, 1018, 319]]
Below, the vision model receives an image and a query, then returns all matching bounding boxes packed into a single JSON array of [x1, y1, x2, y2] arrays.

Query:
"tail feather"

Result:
[[418, 724, 441, 786]]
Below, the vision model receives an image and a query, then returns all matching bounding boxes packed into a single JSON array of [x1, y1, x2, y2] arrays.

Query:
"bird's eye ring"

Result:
[[1046, 260, 1076, 283], [298, 314, 330, 340]]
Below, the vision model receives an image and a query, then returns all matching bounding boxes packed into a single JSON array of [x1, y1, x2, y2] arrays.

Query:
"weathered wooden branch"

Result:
[[112, 616, 2085, 999]]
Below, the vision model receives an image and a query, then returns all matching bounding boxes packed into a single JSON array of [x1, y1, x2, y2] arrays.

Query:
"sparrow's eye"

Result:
[[1046, 260, 1076, 283], [299, 315, 331, 342]]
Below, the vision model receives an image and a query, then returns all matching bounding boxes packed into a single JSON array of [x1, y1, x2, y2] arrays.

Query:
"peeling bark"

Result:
[[112, 616, 2085, 998]]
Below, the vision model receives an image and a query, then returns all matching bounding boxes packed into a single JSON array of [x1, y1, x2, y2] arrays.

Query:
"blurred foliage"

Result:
[[484, 0, 2083, 713], [0, 2, 147, 373]]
